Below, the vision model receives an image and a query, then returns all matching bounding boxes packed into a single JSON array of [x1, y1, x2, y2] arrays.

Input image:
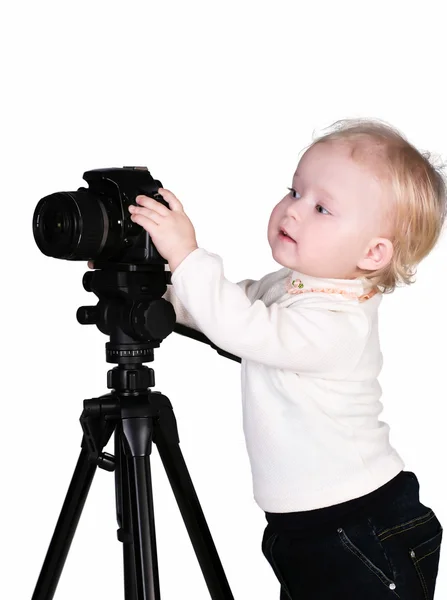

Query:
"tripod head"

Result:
[[77, 262, 176, 393], [77, 261, 242, 383]]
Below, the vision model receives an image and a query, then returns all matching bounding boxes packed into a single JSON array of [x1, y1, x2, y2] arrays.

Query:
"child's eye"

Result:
[[316, 205, 330, 215], [287, 187, 330, 215], [287, 187, 301, 199]]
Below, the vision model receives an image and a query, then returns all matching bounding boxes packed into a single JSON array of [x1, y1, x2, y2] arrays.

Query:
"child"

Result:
[[88, 118, 446, 599]]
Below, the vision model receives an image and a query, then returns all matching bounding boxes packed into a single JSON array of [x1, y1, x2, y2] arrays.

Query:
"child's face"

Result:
[[267, 141, 392, 279]]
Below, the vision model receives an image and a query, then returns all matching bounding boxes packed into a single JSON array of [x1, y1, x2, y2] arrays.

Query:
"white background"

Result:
[[2, 1, 446, 598]]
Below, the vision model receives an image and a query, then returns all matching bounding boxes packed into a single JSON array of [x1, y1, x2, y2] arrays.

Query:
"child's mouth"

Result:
[[279, 230, 296, 243]]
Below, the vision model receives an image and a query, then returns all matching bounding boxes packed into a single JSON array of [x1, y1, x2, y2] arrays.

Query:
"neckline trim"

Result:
[[285, 271, 379, 303]]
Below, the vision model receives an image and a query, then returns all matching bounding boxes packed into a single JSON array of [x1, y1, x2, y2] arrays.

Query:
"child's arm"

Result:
[[170, 248, 369, 376], [163, 272, 260, 332]]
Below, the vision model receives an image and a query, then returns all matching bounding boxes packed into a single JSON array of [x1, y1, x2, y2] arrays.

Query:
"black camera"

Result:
[[32, 166, 167, 267]]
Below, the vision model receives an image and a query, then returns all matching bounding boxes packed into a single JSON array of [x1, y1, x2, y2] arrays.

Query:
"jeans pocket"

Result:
[[262, 529, 293, 600], [409, 526, 443, 600], [337, 526, 400, 596], [375, 506, 443, 600]]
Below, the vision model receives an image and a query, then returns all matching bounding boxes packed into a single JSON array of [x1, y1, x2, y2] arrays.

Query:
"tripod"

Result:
[[31, 263, 238, 600]]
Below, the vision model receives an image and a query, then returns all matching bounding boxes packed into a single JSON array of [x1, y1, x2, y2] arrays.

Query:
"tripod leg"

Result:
[[154, 394, 234, 600], [115, 423, 138, 599], [32, 443, 98, 600], [121, 405, 160, 600]]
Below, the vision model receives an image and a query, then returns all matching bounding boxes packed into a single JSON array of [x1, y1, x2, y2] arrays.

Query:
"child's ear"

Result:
[[357, 237, 394, 272]]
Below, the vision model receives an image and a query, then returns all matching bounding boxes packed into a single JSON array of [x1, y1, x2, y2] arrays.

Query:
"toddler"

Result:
[[89, 117, 446, 599]]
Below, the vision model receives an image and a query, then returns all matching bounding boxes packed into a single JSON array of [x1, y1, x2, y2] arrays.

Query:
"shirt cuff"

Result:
[[170, 247, 213, 283]]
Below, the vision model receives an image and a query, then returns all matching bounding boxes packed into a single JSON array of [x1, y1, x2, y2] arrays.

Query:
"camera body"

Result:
[[33, 166, 168, 267]]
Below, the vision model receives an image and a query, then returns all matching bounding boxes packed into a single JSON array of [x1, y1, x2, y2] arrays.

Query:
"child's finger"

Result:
[[87, 261, 94, 269], [158, 188, 184, 212]]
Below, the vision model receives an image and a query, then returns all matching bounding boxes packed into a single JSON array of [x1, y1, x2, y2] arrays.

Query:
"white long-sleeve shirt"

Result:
[[165, 247, 405, 512]]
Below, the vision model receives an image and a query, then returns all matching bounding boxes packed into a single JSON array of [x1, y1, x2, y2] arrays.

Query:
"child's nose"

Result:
[[286, 200, 304, 220]]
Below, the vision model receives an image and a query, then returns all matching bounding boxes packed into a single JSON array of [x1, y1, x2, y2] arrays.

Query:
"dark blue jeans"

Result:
[[262, 471, 443, 599]]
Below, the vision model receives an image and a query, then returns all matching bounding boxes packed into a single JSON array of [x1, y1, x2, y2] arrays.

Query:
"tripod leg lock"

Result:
[[117, 527, 133, 544], [97, 452, 115, 471]]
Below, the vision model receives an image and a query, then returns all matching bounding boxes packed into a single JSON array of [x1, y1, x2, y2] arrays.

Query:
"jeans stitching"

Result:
[[377, 510, 433, 539], [378, 513, 435, 542], [410, 554, 429, 600], [414, 543, 442, 564], [368, 517, 397, 584], [338, 529, 400, 597]]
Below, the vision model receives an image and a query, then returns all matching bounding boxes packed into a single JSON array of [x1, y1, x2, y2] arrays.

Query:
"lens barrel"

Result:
[[33, 190, 109, 260]]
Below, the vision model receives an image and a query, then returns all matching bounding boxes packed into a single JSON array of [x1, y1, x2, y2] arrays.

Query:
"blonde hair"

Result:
[[301, 118, 447, 294]]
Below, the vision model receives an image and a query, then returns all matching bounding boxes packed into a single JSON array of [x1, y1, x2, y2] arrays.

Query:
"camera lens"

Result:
[[42, 208, 71, 243], [33, 190, 110, 260]]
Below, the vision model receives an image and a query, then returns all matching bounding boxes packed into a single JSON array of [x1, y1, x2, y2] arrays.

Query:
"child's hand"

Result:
[[128, 188, 198, 273], [85, 187, 198, 273]]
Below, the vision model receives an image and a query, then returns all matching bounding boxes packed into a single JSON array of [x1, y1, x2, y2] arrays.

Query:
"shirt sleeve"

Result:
[[164, 266, 261, 331], [163, 284, 199, 329], [171, 247, 370, 375]]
